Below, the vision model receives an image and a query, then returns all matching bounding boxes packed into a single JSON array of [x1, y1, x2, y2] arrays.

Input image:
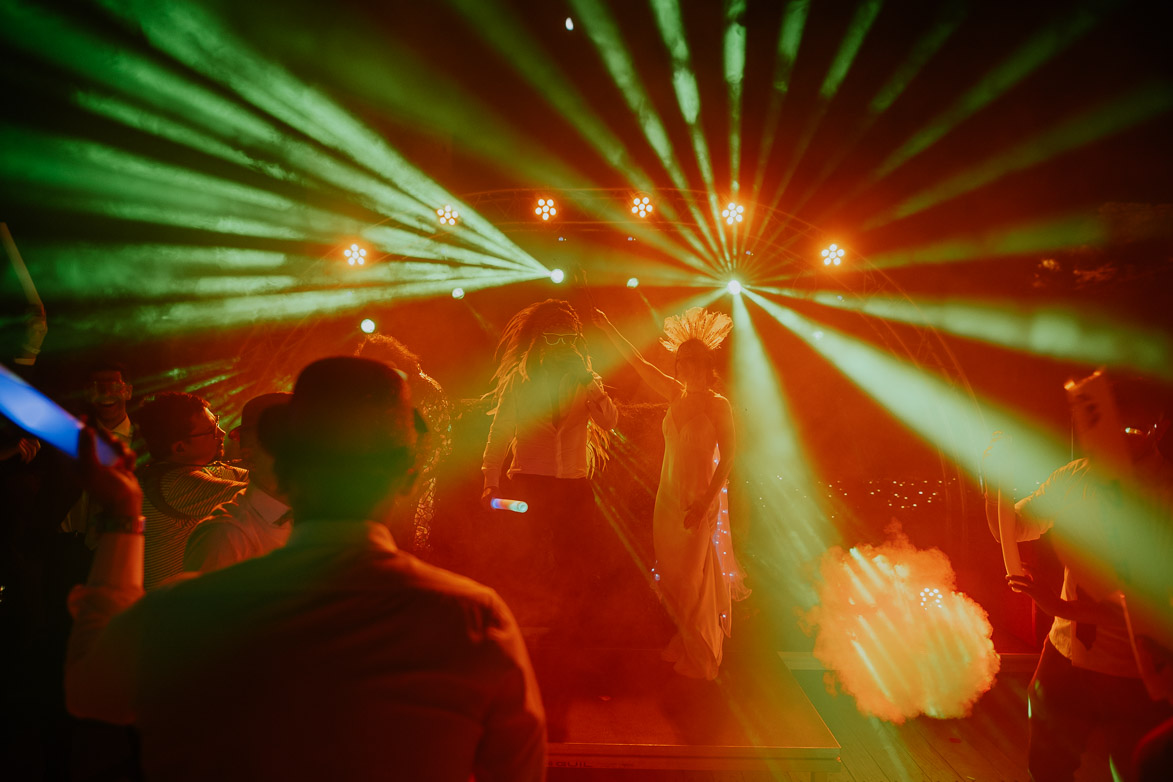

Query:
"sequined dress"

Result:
[[654, 400, 749, 680]]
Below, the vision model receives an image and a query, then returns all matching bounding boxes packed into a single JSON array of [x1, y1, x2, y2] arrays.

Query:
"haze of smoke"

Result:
[[805, 527, 1000, 723]]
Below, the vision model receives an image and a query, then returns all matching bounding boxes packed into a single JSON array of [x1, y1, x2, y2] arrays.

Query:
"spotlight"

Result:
[[727, 280, 742, 295], [550, 268, 565, 284], [344, 243, 367, 266], [631, 196, 653, 218], [360, 318, 376, 334], [722, 203, 744, 225], [437, 205, 459, 226], [565, 17, 574, 31], [535, 198, 557, 221], [919, 587, 944, 610], [452, 287, 465, 300], [821, 243, 845, 266], [627, 277, 639, 288]]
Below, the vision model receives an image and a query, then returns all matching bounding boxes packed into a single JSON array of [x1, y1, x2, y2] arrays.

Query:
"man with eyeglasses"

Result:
[[183, 393, 293, 574], [135, 393, 247, 590]]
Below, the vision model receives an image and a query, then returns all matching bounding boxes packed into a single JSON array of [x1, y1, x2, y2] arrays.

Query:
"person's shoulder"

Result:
[[397, 554, 500, 605], [707, 392, 733, 414]]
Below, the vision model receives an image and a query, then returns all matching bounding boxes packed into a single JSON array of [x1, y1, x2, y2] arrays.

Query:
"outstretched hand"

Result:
[[78, 427, 143, 519], [591, 308, 616, 334]]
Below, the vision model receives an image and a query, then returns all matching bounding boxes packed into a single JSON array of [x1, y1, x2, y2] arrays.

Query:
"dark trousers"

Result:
[[1029, 640, 1172, 782], [495, 474, 610, 637]]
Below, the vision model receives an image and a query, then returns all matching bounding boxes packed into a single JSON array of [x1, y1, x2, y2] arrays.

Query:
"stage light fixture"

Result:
[[344, 243, 367, 266], [722, 203, 745, 225], [727, 280, 743, 295], [452, 287, 465, 300], [821, 243, 845, 266], [631, 196, 653, 218], [550, 268, 565, 283], [919, 587, 944, 610], [565, 17, 574, 31], [437, 205, 459, 226], [627, 277, 639, 288], [535, 198, 557, 221], [360, 318, 376, 334]]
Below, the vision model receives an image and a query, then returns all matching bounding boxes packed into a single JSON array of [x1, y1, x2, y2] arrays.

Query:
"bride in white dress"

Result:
[[594, 307, 749, 679]]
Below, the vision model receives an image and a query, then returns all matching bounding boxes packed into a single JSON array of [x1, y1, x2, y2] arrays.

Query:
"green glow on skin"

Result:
[[866, 214, 1108, 270], [866, 81, 1173, 228], [871, 0, 1115, 182], [752, 0, 810, 198], [569, 0, 724, 264], [795, 289, 1173, 380], [731, 294, 837, 607], [747, 290, 1172, 625]]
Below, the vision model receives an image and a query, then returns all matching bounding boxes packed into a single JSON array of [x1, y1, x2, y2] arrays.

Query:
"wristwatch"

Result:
[[94, 512, 146, 535]]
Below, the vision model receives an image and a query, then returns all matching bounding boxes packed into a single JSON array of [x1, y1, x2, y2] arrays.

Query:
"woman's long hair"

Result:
[[488, 299, 609, 475]]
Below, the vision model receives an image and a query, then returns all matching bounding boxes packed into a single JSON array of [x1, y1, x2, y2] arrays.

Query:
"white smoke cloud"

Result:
[[805, 526, 1000, 723]]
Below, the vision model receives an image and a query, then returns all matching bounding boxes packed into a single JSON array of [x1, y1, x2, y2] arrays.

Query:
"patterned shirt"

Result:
[[182, 484, 291, 574], [137, 461, 247, 590]]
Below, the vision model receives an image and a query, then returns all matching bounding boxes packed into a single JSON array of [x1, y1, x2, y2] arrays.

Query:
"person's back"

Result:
[[126, 521, 542, 781], [66, 357, 545, 781]]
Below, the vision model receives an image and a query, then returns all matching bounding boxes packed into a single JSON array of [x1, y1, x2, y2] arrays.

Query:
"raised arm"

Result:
[[592, 309, 681, 402], [65, 428, 148, 723]]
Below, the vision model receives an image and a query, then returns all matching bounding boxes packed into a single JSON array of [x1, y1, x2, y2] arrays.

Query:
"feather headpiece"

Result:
[[659, 307, 732, 353]]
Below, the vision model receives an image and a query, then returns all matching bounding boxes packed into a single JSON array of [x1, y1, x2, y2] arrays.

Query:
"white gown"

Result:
[[654, 402, 749, 679]]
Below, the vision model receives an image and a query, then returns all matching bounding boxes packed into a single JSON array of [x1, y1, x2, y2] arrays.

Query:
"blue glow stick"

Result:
[[490, 498, 529, 513], [0, 363, 119, 466]]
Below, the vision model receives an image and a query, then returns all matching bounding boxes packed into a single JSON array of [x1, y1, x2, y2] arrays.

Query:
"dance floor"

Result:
[[532, 646, 842, 777]]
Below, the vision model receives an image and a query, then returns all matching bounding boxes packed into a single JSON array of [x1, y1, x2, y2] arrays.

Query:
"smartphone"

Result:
[[0, 363, 120, 466]]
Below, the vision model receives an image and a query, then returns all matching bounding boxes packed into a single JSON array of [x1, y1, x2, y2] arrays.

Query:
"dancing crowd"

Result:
[[3, 296, 1171, 781], [2, 299, 749, 781]]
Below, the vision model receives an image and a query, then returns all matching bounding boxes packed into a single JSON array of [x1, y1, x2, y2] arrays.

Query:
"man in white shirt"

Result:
[[985, 405, 1173, 782], [183, 393, 292, 573], [66, 357, 546, 781]]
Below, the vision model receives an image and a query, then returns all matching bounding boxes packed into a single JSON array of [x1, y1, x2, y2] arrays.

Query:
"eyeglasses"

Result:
[[542, 332, 580, 346], [185, 415, 222, 440]]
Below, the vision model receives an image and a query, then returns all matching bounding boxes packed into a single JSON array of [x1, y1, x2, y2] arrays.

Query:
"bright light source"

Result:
[[565, 17, 574, 31], [452, 287, 465, 300], [360, 318, 376, 334], [550, 268, 565, 284], [727, 280, 742, 295], [722, 203, 745, 225], [344, 243, 367, 266], [631, 195, 653, 218], [535, 198, 557, 221], [821, 243, 845, 266], [627, 277, 639, 288], [920, 587, 944, 610], [437, 205, 459, 226]]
